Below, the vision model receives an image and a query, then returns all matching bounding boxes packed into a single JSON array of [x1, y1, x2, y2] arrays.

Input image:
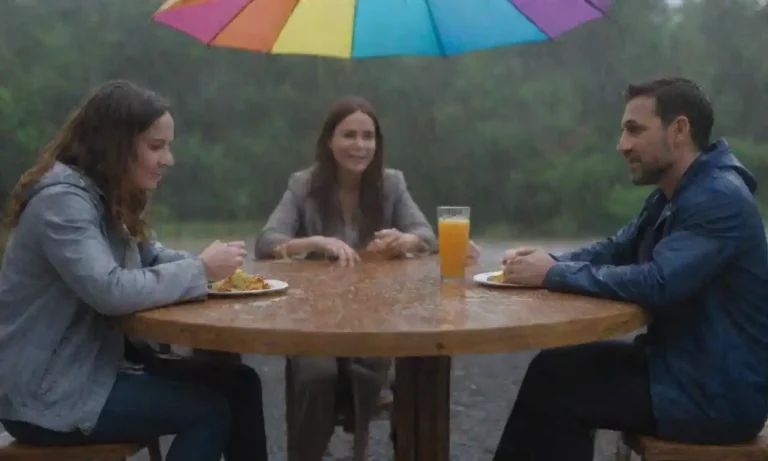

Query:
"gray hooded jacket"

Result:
[[0, 162, 208, 432]]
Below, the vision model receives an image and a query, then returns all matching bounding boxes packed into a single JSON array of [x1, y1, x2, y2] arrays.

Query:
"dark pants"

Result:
[[2, 355, 267, 461], [492, 340, 656, 461]]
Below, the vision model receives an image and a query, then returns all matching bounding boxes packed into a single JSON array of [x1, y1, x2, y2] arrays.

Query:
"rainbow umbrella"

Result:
[[154, 0, 611, 59]]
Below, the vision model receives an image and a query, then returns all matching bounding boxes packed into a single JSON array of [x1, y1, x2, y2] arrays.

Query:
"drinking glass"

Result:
[[437, 206, 470, 279]]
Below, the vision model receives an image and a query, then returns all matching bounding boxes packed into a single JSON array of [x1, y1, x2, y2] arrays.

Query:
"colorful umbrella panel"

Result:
[[155, 0, 611, 59]]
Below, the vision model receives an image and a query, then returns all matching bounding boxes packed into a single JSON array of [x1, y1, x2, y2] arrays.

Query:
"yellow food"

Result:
[[210, 269, 270, 292], [489, 271, 506, 283]]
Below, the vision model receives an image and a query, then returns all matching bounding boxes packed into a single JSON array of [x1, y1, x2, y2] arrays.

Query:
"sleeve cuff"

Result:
[[185, 257, 210, 301], [549, 252, 567, 262], [543, 262, 569, 291], [254, 234, 291, 259]]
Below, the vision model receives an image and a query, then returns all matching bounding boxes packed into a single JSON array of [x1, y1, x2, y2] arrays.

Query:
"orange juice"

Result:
[[438, 217, 470, 279]]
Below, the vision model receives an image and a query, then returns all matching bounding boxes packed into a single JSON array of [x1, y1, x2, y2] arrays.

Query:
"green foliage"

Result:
[[1, 0, 767, 239]]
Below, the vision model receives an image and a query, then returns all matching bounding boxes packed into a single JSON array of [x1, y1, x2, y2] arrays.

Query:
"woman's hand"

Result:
[[465, 240, 480, 266], [200, 240, 248, 281], [311, 236, 361, 267], [366, 229, 422, 258]]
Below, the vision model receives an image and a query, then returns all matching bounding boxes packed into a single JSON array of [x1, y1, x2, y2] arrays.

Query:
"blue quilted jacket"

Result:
[[545, 138, 768, 444]]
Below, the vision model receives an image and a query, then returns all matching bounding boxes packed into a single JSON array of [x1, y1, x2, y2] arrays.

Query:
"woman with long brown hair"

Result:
[[255, 96, 437, 460], [0, 80, 267, 461]]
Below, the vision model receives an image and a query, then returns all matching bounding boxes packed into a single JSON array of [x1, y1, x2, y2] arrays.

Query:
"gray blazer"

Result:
[[255, 167, 437, 259]]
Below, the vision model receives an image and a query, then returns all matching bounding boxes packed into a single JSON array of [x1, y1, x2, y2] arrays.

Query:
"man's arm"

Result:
[[544, 191, 751, 315], [551, 219, 640, 266]]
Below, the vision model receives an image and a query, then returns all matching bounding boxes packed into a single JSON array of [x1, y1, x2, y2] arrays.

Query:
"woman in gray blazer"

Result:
[[255, 96, 437, 461]]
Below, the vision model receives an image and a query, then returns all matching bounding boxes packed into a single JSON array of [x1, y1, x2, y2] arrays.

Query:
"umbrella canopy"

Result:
[[154, 0, 611, 59]]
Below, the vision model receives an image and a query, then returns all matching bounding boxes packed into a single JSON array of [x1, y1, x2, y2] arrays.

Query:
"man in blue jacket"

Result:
[[492, 77, 768, 461]]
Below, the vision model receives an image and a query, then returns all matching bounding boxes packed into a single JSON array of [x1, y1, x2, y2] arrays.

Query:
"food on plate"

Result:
[[489, 271, 506, 283], [210, 269, 270, 292]]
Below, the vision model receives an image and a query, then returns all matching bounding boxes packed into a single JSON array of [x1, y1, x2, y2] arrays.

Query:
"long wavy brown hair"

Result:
[[4, 80, 171, 241], [308, 96, 385, 245]]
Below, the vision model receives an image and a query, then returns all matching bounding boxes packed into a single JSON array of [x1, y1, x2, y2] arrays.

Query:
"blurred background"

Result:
[[2, 0, 767, 252], [2, 1, 768, 459]]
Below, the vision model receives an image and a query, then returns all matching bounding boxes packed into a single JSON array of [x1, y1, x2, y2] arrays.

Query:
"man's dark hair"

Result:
[[625, 77, 714, 152]]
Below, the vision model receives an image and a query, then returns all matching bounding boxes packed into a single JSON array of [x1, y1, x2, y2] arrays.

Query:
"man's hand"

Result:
[[503, 249, 556, 287], [502, 247, 537, 265]]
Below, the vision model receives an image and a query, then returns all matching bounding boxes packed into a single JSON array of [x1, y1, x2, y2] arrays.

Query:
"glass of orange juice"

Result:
[[437, 206, 470, 280]]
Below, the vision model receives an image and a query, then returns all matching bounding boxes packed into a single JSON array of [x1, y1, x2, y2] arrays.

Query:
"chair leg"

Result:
[[284, 358, 297, 461], [389, 382, 396, 450], [147, 438, 163, 461], [352, 425, 370, 461], [615, 433, 633, 461]]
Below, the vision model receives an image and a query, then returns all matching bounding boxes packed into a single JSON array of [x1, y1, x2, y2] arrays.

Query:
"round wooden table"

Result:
[[121, 256, 646, 461]]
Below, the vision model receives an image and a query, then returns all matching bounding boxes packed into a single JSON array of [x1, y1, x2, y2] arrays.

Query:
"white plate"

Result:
[[473, 271, 527, 288], [208, 279, 289, 297]]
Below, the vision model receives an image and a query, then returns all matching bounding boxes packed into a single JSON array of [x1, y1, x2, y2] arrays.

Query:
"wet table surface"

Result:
[[121, 256, 647, 357], [121, 256, 646, 461]]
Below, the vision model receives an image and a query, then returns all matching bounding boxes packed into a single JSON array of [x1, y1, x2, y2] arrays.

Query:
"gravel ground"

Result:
[[132, 351, 631, 461], [3, 238, 639, 460]]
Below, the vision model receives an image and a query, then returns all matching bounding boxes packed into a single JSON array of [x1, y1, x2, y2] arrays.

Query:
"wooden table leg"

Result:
[[394, 356, 451, 461]]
